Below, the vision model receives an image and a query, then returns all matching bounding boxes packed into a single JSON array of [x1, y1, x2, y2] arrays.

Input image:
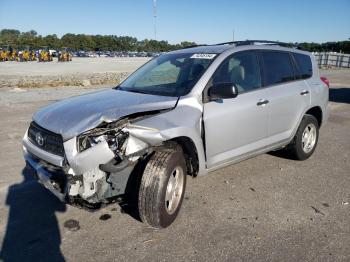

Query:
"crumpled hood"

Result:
[[33, 89, 178, 140]]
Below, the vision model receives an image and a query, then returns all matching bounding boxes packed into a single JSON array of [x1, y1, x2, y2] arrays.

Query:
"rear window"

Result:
[[293, 53, 313, 79], [260, 51, 295, 86]]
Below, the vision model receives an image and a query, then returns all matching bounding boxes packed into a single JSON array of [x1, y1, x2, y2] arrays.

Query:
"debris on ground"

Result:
[[143, 238, 158, 244], [64, 219, 80, 231], [311, 206, 325, 216], [99, 214, 112, 221]]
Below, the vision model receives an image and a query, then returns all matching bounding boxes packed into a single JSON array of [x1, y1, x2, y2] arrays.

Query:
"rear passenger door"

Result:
[[259, 51, 310, 142]]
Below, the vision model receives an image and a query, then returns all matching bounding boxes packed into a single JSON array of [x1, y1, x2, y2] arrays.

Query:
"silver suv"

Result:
[[23, 41, 330, 228]]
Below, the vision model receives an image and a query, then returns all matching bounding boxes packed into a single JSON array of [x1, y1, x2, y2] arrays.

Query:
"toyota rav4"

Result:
[[23, 40, 330, 228]]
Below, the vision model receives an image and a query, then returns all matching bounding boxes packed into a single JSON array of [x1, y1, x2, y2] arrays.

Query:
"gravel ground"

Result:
[[0, 57, 150, 88], [0, 69, 349, 262]]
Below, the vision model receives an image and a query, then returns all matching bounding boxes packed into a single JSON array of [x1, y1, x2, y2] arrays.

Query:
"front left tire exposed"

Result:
[[138, 147, 187, 228]]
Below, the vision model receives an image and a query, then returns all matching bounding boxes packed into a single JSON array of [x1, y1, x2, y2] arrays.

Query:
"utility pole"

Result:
[[232, 29, 235, 42], [153, 0, 157, 40]]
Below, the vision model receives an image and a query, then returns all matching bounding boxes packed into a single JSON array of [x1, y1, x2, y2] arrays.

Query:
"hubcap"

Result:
[[301, 123, 317, 153], [165, 167, 184, 215]]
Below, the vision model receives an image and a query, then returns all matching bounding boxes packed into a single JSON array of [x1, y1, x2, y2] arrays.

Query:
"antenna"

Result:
[[153, 0, 157, 40]]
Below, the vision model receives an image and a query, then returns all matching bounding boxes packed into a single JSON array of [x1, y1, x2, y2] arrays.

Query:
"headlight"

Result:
[[77, 129, 128, 153]]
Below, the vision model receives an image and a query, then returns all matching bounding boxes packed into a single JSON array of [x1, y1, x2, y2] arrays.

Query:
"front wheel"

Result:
[[286, 114, 319, 160], [138, 147, 187, 228]]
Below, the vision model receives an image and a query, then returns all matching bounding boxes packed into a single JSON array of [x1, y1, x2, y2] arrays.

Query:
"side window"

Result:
[[293, 53, 313, 79], [211, 51, 261, 93], [260, 51, 295, 86]]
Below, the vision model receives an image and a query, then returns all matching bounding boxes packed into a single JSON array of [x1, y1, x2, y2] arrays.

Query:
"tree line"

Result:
[[0, 29, 195, 52], [1, 29, 349, 53]]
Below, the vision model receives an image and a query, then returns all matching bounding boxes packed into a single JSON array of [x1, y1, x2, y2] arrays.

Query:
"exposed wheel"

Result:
[[286, 114, 319, 160], [138, 146, 187, 228]]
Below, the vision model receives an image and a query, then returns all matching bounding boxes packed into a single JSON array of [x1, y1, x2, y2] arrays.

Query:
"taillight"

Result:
[[320, 76, 329, 88]]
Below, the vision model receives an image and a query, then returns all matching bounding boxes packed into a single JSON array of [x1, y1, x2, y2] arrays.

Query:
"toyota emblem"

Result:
[[35, 132, 44, 146]]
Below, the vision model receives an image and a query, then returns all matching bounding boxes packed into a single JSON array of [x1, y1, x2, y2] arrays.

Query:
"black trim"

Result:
[[215, 40, 302, 50], [28, 122, 65, 157]]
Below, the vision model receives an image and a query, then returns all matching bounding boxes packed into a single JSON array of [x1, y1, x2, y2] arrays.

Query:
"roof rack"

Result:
[[181, 44, 207, 49], [215, 40, 301, 49]]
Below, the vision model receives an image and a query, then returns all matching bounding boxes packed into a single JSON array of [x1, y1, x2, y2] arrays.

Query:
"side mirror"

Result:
[[208, 83, 238, 101]]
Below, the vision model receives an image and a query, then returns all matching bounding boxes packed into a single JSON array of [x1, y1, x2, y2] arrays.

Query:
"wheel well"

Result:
[[305, 106, 323, 127], [170, 137, 199, 177]]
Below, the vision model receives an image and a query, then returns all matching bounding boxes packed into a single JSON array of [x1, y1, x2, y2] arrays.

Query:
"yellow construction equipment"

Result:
[[58, 48, 72, 62], [9, 48, 18, 61], [30, 50, 36, 61], [0, 45, 19, 61], [38, 47, 53, 62], [19, 47, 36, 62], [0, 47, 10, 62], [19, 50, 29, 61]]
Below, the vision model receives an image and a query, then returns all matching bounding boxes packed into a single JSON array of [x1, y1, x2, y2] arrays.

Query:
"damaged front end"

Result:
[[23, 114, 165, 209]]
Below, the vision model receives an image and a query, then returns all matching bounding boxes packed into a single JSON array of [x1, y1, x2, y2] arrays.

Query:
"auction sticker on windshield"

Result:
[[190, 53, 217, 59]]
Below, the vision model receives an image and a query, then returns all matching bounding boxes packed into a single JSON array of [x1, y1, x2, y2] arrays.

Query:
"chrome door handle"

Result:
[[257, 99, 269, 106], [300, 90, 309, 95]]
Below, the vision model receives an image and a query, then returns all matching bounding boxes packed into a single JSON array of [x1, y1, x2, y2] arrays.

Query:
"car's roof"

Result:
[[168, 42, 311, 56], [168, 45, 233, 54]]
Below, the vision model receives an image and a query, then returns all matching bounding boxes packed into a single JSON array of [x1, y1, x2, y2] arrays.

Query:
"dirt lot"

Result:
[[0, 57, 150, 88], [0, 66, 349, 262]]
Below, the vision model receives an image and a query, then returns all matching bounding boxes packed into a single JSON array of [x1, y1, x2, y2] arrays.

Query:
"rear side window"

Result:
[[293, 53, 313, 79], [260, 51, 295, 86]]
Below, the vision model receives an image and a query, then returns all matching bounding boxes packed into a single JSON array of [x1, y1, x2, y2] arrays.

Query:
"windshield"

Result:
[[118, 52, 217, 97]]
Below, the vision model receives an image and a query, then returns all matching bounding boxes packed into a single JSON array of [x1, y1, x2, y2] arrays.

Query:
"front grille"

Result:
[[28, 122, 65, 156]]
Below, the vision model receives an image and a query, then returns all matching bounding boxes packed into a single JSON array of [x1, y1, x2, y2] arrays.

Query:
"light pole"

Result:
[[153, 0, 157, 40]]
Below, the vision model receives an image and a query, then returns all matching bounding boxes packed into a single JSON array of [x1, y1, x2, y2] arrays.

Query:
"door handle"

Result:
[[257, 99, 269, 106], [300, 90, 309, 95]]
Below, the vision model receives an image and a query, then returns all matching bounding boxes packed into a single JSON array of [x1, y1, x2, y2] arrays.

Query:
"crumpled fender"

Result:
[[63, 137, 114, 175]]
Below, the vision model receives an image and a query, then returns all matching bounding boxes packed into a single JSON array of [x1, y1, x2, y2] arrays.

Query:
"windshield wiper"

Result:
[[118, 87, 150, 95]]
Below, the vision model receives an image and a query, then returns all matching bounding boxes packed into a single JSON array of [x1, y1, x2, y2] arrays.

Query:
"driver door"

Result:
[[203, 51, 270, 168]]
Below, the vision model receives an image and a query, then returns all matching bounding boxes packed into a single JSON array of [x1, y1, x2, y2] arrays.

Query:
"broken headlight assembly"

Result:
[[77, 128, 129, 156]]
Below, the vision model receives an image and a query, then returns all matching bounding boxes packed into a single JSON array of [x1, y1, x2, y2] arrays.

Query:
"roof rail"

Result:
[[215, 40, 301, 49], [181, 44, 207, 49]]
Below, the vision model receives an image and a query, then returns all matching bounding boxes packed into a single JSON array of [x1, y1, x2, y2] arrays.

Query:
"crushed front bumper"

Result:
[[22, 130, 141, 206], [23, 147, 67, 202]]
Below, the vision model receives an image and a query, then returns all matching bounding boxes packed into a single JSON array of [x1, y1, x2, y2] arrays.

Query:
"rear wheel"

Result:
[[138, 146, 187, 228], [286, 114, 319, 160]]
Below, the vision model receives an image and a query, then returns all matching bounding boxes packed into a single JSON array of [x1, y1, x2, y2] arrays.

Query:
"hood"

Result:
[[33, 89, 178, 140]]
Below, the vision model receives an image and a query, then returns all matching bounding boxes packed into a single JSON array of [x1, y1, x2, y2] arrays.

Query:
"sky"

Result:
[[0, 0, 349, 44]]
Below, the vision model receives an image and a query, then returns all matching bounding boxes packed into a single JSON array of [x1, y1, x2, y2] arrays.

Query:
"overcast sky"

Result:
[[0, 0, 349, 44]]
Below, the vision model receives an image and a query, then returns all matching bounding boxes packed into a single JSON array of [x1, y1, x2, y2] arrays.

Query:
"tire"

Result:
[[286, 114, 319, 160], [138, 146, 187, 228]]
